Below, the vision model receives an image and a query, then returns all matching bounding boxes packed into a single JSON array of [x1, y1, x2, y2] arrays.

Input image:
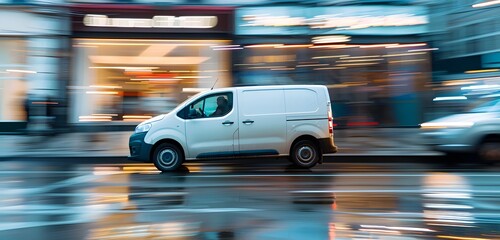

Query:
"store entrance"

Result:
[[71, 39, 231, 123]]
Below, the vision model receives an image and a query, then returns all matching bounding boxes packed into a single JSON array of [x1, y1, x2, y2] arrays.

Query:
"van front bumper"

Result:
[[128, 132, 153, 162], [319, 137, 338, 154]]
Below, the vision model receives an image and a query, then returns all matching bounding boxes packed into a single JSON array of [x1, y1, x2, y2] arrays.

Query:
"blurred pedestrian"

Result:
[[23, 94, 33, 134], [46, 96, 57, 135]]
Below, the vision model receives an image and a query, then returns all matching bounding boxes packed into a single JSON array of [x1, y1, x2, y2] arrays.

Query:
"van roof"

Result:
[[212, 85, 327, 92]]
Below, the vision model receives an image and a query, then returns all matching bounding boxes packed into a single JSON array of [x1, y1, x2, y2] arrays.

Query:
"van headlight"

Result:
[[135, 123, 152, 133], [420, 122, 474, 129]]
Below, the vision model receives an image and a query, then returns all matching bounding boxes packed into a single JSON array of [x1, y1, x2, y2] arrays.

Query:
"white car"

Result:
[[420, 99, 500, 163], [129, 85, 338, 171]]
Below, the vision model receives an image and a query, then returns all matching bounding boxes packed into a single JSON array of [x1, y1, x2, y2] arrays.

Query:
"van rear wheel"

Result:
[[290, 140, 320, 168], [152, 143, 184, 171]]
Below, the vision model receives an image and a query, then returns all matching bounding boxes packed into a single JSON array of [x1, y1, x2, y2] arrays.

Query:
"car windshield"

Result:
[[466, 99, 500, 113]]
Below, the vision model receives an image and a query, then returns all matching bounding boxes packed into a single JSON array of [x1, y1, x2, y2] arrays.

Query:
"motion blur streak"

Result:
[[1, 1, 500, 239], [438, 236, 490, 240]]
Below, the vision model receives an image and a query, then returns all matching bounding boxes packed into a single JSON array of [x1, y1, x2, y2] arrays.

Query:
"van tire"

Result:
[[152, 143, 184, 171], [290, 140, 320, 168]]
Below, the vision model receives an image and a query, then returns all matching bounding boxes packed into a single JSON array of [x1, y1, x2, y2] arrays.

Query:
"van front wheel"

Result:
[[153, 143, 184, 171], [290, 140, 320, 168]]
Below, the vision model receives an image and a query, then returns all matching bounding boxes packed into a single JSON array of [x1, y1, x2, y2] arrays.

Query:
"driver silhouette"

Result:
[[210, 96, 229, 117]]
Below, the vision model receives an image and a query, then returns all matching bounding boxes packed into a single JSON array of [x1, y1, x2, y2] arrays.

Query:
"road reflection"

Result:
[[0, 161, 499, 240]]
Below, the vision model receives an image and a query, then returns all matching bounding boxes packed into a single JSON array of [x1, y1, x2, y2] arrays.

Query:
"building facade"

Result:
[[426, 0, 500, 120], [0, 1, 70, 132], [69, 4, 234, 124], [0, 0, 441, 133], [233, 4, 433, 127]]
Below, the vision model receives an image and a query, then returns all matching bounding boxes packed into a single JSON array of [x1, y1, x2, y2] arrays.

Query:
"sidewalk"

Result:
[[331, 128, 440, 156], [0, 128, 440, 159]]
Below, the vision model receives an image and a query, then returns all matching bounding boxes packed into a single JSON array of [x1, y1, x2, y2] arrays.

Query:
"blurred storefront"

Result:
[[233, 5, 433, 127], [0, 1, 439, 132], [424, 71, 500, 121], [0, 4, 70, 133], [424, 1, 500, 122], [69, 5, 234, 124]]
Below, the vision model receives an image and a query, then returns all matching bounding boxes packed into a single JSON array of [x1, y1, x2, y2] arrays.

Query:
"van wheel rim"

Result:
[[298, 146, 314, 163], [159, 149, 177, 166]]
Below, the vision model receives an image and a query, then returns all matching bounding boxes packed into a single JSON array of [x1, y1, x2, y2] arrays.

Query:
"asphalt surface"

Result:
[[0, 158, 499, 240]]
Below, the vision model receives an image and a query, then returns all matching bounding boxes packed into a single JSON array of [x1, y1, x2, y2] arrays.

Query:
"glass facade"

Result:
[[0, 2, 436, 129], [232, 5, 433, 126], [71, 38, 232, 123], [234, 43, 431, 126]]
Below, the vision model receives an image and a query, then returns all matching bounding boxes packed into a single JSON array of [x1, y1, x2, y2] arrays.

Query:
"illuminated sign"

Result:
[[242, 14, 427, 30], [236, 6, 429, 36], [242, 15, 305, 27], [308, 14, 427, 30], [83, 14, 218, 29], [312, 35, 351, 44]]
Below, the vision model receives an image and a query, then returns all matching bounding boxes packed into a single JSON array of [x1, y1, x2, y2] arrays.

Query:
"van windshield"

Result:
[[466, 99, 500, 113], [172, 91, 206, 113]]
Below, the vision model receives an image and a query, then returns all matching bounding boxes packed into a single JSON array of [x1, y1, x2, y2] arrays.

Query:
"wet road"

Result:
[[0, 159, 499, 240]]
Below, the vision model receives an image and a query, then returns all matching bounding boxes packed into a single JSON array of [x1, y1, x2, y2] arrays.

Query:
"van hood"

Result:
[[141, 114, 166, 125]]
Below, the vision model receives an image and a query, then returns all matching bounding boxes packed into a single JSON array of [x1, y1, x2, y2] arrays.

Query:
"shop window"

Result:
[[235, 42, 429, 127], [71, 39, 231, 123], [0, 38, 28, 121]]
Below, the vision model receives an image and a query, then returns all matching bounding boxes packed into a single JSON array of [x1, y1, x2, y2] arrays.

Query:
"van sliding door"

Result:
[[237, 88, 287, 155]]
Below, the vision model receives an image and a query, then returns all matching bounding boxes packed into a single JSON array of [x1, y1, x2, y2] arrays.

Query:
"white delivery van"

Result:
[[129, 85, 337, 171]]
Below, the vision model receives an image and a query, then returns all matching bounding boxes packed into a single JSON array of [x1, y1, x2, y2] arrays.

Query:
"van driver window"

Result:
[[186, 93, 232, 119]]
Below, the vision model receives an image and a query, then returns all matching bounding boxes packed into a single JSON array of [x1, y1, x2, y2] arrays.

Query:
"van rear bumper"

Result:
[[319, 137, 338, 154]]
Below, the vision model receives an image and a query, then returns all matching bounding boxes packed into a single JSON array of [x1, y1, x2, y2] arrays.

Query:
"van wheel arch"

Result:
[[290, 135, 321, 158], [150, 139, 185, 163]]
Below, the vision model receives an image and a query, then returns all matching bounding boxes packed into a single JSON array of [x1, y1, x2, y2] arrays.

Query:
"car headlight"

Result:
[[135, 123, 152, 133], [420, 122, 474, 129]]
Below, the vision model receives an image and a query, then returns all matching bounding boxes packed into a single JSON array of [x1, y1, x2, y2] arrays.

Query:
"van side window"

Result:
[[180, 92, 233, 119]]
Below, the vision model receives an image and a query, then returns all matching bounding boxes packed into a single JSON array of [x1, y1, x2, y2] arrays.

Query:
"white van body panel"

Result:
[[136, 85, 335, 162], [237, 87, 287, 154], [287, 120, 327, 148], [184, 89, 239, 159], [144, 111, 188, 155], [284, 86, 330, 149]]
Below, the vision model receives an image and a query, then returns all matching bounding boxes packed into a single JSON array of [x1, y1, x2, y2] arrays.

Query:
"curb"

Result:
[[0, 153, 444, 164], [0, 156, 132, 164]]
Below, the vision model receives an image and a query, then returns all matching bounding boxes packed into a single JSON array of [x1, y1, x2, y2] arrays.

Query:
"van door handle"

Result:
[[242, 120, 254, 125], [222, 121, 234, 126]]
